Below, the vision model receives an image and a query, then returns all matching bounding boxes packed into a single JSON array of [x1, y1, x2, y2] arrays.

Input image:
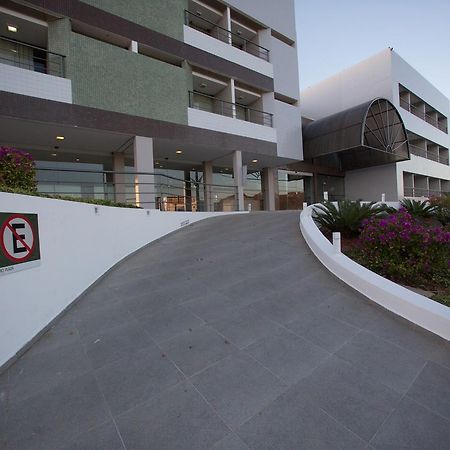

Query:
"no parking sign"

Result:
[[0, 213, 40, 275]]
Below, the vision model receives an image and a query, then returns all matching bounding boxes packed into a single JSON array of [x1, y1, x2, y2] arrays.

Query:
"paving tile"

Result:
[[245, 328, 330, 385], [210, 306, 282, 349], [122, 289, 179, 318], [237, 382, 366, 450], [192, 353, 287, 428], [116, 382, 228, 450], [211, 432, 250, 450], [61, 421, 124, 450], [316, 291, 385, 329], [406, 361, 450, 420], [137, 304, 204, 343], [286, 309, 359, 352], [24, 319, 80, 355], [82, 320, 154, 370], [159, 326, 235, 376], [371, 396, 450, 449], [184, 291, 251, 323], [298, 355, 402, 441], [95, 345, 184, 416], [251, 286, 325, 325], [220, 274, 280, 305], [0, 373, 110, 450], [366, 313, 450, 369], [8, 341, 92, 403], [68, 301, 136, 339], [336, 331, 426, 394]]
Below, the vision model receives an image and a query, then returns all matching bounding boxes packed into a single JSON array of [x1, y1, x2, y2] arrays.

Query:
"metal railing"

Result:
[[0, 36, 65, 78], [27, 167, 239, 211], [409, 144, 449, 165], [189, 91, 273, 127], [403, 186, 449, 198], [400, 98, 448, 133], [184, 10, 270, 62]]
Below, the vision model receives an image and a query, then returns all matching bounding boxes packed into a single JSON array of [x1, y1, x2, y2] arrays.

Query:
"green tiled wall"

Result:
[[48, 20, 190, 124], [81, 0, 188, 41]]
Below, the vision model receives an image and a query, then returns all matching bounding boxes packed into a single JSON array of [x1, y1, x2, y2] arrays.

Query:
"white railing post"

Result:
[[332, 232, 341, 254]]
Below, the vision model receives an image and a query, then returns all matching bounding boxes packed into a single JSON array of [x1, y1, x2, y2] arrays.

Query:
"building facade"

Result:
[[300, 49, 450, 201], [0, 0, 302, 211]]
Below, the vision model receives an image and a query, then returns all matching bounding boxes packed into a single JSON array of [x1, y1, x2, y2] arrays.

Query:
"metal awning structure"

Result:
[[302, 98, 410, 171]]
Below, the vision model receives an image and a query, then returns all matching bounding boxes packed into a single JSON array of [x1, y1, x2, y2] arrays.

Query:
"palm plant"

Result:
[[400, 199, 437, 218], [313, 200, 388, 236]]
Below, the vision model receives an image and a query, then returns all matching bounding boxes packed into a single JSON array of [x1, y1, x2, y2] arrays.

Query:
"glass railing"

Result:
[[25, 167, 240, 211], [0, 36, 65, 78], [189, 91, 273, 127], [404, 186, 449, 198], [184, 10, 270, 62]]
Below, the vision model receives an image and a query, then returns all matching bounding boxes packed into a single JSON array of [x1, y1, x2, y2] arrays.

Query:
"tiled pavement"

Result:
[[1, 212, 449, 449]]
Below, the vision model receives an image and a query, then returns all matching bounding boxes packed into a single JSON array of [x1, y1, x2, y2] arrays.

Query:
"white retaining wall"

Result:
[[0, 192, 242, 366], [300, 204, 450, 341]]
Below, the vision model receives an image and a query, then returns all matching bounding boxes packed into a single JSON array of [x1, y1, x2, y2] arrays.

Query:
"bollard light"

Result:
[[323, 191, 329, 201], [381, 193, 386, 202], [332, 232, 341, 254], [302, 202, 308, 210]]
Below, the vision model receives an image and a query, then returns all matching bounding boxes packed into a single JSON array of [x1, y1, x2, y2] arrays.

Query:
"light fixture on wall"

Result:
[[7, 25, 18, 33], [56, 135, 65, 140], [252, 159, 258, 163], [200, 83, 207, 89], [175, 149, 182, 154], [51, 153, 57, 157]]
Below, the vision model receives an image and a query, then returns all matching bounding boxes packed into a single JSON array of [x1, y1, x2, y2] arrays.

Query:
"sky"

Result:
[[295, 0, 450, 98]]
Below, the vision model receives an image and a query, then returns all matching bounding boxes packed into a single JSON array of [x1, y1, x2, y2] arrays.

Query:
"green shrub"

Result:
[[0, 185, 139, 209], [400, 198, 437, 218], [351, 209, 450, 289], [312, 200, 390, 237], [429, 195, 450, 226], [0, 147, 37, 191]]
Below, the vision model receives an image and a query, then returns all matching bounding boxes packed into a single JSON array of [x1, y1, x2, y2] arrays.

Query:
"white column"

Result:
[[233, 150, 244, 211], [262, 167, 277, 211], [129, 40, 138, 53], [203, 161, 213, 212], [133, 136, 155, 209], [112, 153, 126, 204]]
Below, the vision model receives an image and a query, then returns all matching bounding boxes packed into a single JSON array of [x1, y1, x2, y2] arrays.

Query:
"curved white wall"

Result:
[[0, 192, 242, 367], [300, 205, 450, 341]]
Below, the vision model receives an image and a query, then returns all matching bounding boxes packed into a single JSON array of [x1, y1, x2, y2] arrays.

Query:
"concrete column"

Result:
[[112, 153, 126, 204], [203, 161, 213, 212], [184, 170, 192, 212], [133, 136, 155, 209], [262, 167, 277, 211], [233, 150, 245, 211]]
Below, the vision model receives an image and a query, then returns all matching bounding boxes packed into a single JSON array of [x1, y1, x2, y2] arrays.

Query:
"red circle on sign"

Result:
[[0, 214, 36, 263]]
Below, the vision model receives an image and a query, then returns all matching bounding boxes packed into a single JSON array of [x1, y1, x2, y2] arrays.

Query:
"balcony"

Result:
[[0, 36, 65, 78], [399, 85, 448, 134], [184, 10, 269, 62], [189, 91, 273, 127]]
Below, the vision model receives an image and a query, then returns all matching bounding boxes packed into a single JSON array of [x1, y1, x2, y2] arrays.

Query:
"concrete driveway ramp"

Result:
[[1, 212, 449, 449]]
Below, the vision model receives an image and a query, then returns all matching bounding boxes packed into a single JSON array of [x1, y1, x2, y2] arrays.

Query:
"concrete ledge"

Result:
[[300, 204, 450, 341]]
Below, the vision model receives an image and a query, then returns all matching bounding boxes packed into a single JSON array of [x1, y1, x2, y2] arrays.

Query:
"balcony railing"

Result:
[[0, 36, 65, 78], [400, 98, 448, 133], [184, 10, 270, 62], [409, 144, 449, 165], [404, 186, 449, 198], [189, 91, 273, 127]]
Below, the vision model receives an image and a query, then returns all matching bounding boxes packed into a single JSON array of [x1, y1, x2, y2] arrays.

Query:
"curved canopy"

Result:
[[303, 98, 410, 171]]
